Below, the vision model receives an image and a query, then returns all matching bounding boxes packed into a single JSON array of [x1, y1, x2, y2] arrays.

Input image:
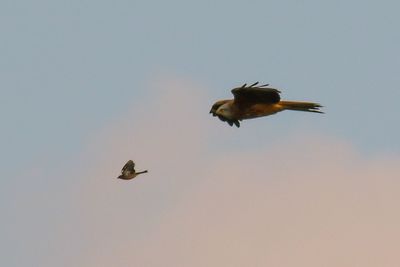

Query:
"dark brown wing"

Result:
[[231, 82, 281, 107], [122, 160, 135, 173]]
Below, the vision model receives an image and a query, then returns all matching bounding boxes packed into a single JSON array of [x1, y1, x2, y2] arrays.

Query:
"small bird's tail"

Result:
[[280, 101, 323, 113]]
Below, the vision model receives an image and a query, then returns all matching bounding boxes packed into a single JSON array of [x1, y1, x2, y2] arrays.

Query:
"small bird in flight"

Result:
[[210, 82, 323, 127], [117, 160, 148, 180]]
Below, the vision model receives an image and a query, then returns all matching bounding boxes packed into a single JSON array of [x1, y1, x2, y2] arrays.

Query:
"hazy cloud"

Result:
[[13, 78, 400, 267]]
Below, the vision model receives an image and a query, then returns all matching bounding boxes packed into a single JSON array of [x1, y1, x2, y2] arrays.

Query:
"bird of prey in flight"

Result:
[[210, 82, 323, 127], [117, 160, 148, 180]]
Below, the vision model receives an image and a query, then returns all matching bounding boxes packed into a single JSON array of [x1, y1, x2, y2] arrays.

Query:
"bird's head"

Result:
[[216, 103, 234, 120], [210, 100, 229, 116], [210, 100, 240, 127]]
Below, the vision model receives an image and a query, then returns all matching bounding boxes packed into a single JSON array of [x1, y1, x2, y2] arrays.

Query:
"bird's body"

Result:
[[117, 160, 148, 180], [210, 82, 323, 127], [217, 100, 283, 120]]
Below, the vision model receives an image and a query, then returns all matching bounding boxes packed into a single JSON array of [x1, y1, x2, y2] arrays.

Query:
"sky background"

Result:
[[1, 0, 400, 266]]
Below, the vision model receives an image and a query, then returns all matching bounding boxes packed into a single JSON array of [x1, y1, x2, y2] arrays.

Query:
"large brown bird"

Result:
[[117, 160, 148, 180], [210, 82, 323, 127]]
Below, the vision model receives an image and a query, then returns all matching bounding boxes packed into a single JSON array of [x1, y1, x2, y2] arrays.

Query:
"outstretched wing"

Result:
[[231, 82, 281, 107], [122, 160, 135, 173]]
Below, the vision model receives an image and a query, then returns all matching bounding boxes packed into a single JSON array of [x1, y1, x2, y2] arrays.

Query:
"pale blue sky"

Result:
[[1, 0, 400, 266], [2, 0, 400, 164]]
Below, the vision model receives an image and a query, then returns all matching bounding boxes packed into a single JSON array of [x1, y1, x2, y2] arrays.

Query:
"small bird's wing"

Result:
[[231, 82, 281, 107], [122, 160, 135, 173]]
